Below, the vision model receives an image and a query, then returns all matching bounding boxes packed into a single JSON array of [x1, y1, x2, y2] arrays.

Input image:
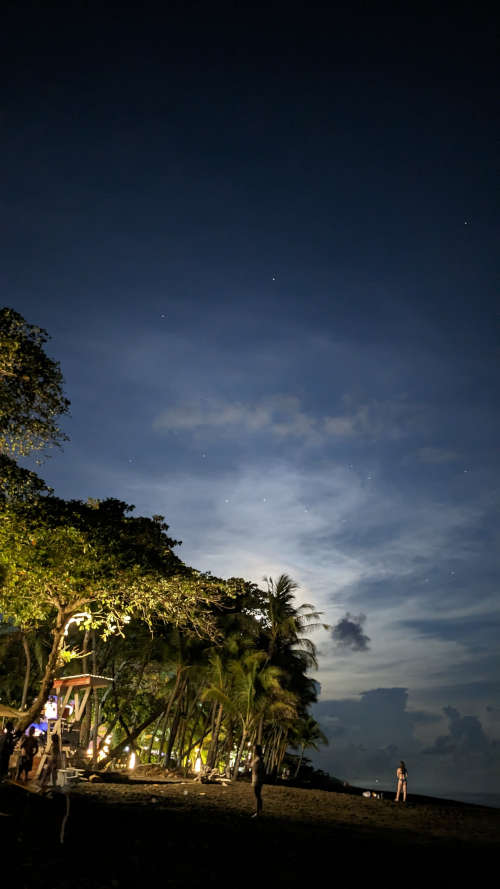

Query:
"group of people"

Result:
[[0, 722, 40, 782], [0, 721, 61, 787]]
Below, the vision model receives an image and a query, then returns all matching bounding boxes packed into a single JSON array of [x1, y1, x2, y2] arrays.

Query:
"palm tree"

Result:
[[289, 715, 328, 777], [261, 574, 326, 666]]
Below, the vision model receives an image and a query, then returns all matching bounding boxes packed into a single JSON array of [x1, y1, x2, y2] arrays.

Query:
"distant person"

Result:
[[0, 722, 16, 779], [16, 727, 39, 782], [395, 760, 408, 802], [251, 744, 265, 817], [41, 732, 61, 788]]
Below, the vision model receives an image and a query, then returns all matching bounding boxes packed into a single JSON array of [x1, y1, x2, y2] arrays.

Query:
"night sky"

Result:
[[3, 4, 499, 797]]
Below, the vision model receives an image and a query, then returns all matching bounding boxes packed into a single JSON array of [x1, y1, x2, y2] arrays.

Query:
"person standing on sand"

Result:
[[16, 726, 39, 782], [395, 760, 408, 802], [41, 732, 61, 788], [251, 744, 265, 817]]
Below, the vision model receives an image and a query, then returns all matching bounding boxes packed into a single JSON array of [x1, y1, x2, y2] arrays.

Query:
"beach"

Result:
[[3, 777, 499, 886]]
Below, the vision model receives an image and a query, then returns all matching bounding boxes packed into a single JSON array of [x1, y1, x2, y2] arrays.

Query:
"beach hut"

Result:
[[36, 673, 112, 779]]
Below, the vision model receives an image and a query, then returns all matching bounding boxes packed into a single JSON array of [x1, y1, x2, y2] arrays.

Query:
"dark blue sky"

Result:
[[3, 3, 499, 794]]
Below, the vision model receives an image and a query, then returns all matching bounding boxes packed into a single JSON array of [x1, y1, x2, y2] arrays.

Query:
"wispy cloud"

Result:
[[414, 447, 460, 464], [153, 395, 318, 440], [153, 394, 428, 444], [82, 455, 498, 702]]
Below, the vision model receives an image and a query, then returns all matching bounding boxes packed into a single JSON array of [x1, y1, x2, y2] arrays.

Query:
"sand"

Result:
[[3, 777, 498, 886]]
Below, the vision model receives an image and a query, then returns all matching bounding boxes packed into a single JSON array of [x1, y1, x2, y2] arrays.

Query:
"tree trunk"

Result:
[[91, 687, 100, 767], [91, 631, 100, 767], [256, 715, 263, 744], [17, 610, 68, 733], [99, 702, 168, 767], [20, 631, 31, 711], [79, 630, 91, 748], [164, 701, 182, 766], [81, 629, 90, 673], [147, 714, 163, 762], [176, 717, 187, 767], [80, 700, 92, 749], [162, 672, 188, 767], [101, 669, 185, 768], [231, 726, 247, 780], [207, 702, 224, 769], [294, 745, 305, 778], [182, 711, 200, 774], [182, 718, 212, 773]]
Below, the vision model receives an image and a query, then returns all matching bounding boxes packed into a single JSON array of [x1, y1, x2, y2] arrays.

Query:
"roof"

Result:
[[52, 673, 113, 690]]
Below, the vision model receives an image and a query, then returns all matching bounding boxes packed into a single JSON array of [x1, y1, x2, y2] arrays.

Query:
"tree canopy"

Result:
[[0, 496, 234, 731], [0, 306, 70, 457]]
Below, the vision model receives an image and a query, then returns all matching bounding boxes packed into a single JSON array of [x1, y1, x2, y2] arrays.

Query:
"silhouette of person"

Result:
[[41, 732, 61, 788], [251, 744, 265, 817], [395, 760, 408, 802], [16, 726, 39, 782]]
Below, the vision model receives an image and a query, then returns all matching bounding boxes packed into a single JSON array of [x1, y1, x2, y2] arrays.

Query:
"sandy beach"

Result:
[[3, 777, 499, 886]]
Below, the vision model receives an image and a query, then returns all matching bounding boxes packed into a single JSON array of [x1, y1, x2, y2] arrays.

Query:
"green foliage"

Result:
[[0, 307, 70, 457], [0, 496, 228, 641], [0, 455, 52, 503]]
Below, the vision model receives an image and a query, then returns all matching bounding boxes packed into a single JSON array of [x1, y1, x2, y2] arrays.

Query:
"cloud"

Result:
[[312, 692, 500, 793], [70, 450, 498, 706], [331, 612, 370, 652], [415, 447, 460, 464], [153, 395, 318, 441], [486, 706, 500, 719], [153, 394, 429, 445], [423, 706, 490, 756]]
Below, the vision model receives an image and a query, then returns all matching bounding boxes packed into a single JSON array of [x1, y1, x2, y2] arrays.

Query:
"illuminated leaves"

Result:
[[0, 307, 70, 457], [0, 498, 233, 641]]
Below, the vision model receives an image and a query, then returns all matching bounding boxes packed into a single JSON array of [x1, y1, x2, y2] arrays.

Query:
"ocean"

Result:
[[428, 792, 500, 809], [363, 783, 500, 809]]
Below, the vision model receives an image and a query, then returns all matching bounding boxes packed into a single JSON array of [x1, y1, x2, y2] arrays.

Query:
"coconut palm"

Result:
[[289, 715, 328, 777], [261, 574, 326, 667]]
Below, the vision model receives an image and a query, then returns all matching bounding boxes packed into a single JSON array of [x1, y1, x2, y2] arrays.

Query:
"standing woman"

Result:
[[251, 744, 265, 817], [395, 760, 408, 802]]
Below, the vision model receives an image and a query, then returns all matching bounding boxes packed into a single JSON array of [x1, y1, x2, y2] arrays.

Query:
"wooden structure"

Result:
[[35, 673, 112, 779], [52, 673, 113, 726]]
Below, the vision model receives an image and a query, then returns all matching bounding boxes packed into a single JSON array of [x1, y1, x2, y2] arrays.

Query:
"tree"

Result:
[[261, 574, 326, 667], [289, 715, 328, 777], [0, 497, 231, 732], [0, 307, 70, 457]]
